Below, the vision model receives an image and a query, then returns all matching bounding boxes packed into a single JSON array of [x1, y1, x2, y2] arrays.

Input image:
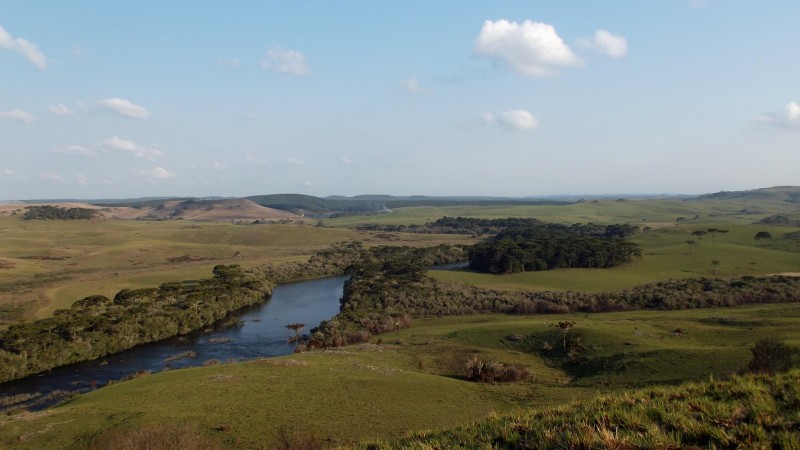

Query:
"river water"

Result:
[[0, 275, 348, 410], [0, 263, 468, 411]]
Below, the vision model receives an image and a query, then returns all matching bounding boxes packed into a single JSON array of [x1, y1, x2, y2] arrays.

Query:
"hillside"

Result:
[[696, 186, 800, 203], [131, 198, 301, 222]]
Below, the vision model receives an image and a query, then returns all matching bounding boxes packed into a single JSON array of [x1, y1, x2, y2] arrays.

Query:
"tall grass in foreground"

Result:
[[362, 370, 800, 449]]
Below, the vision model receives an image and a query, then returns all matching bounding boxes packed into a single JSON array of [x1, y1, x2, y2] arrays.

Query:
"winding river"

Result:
[[0, 263, 468, 411], [0, 276, 348, 410]]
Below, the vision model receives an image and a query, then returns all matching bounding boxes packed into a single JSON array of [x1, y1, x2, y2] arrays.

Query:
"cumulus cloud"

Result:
[[0, 25, 47, 69], [52, 145, 97, 157], [484, 110, 539, 131], [100, 137, 165, 159], [286, 156, 306, 165], [48, 104, 74, 116], [759, 101, 800, 130], [578, 30, 628, 58], [0, 109, 36, 124], [402, 77, 430, 95], [76, 174, 88, 186], [138, 166, 176, 180], [41, 172, 65, 182], [262, 45, 309, 76], [96, 98, 150, 119], [474, 19, 582, 77]]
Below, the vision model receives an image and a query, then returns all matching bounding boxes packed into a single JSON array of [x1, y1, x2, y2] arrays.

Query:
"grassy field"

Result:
[[0, 218, 473, 327], [2, 302, 799, 448], [430, 221, 800, 292]]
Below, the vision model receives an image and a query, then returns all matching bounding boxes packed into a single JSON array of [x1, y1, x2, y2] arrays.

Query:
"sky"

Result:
[[1, 1, 799, 200]]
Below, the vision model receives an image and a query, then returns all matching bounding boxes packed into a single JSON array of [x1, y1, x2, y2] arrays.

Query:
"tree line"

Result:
[[21, 205, 97, 220]]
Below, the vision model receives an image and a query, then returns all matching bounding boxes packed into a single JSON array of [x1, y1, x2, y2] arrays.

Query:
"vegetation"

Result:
[[0, 265, 272, 383], [468, 224, 641, 274], [362, 370, 800, 449], [748, 337, 798, 374], [21, 205, 97, 220]]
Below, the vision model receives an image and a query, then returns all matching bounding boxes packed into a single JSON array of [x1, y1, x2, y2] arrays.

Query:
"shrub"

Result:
[[748, 337, 797, 374], [89, 422, 223, 450], [466, 356, 529, 383]]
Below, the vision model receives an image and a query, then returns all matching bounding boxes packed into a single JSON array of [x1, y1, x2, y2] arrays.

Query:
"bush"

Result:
[[748, 337, 797, 374], [466, 356, 530, 383], [90, 422, 223, 450]]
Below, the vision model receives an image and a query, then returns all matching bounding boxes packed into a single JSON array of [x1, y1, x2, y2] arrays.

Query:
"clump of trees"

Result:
[[467, 224, 642, 274], [0, 265, 273, 383], [465, 356, 530, 383], [21, 205, 97, 220]]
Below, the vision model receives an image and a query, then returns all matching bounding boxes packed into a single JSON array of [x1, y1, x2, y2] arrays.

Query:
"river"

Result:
[[0, 263, 468, 411], [0, 275, 348, 411]]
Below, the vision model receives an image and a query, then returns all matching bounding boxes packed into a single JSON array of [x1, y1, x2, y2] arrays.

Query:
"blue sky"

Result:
[[1, 1, 799, 199]]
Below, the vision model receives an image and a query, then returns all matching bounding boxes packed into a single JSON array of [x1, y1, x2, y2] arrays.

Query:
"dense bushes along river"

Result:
[[0, 242, 466, 383]]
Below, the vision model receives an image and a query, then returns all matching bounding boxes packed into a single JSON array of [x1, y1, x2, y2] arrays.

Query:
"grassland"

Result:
[[430, 221, 800, 292], [2, 303, 799, 448], [1, 192, 799, 448], [0, 217, 473, 327]]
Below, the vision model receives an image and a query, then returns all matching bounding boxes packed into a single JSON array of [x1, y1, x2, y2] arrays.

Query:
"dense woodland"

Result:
[[468, 224, 642, 274], [20, 205, 97, 220]]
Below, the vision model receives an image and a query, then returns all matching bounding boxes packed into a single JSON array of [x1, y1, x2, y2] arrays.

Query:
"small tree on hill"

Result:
[[552, 320, 576, 353], [754, 231, 773, 240], [686, 240, 697, 255]]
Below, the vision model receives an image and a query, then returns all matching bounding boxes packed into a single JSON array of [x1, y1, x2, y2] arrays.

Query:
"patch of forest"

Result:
[[307, 251, 800, 349], [20, 205, 97, 220]]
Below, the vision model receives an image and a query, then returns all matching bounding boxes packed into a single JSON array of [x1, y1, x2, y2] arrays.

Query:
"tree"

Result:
[[711, 260, 720, 275], [754, 231, 773, 240], [286, 323, 305, 343], [552, 320, 576, 353], [686, 240, 697, 255]]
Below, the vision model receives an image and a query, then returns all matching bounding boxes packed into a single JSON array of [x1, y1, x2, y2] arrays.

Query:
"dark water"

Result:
[[0, 275, 348, 410]]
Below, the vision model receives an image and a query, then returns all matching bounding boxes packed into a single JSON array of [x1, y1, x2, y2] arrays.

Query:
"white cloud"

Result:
[[759, 101, 800, 130], [262, 45, 309, 76], [0, 25, 47, 69], [287, 156, 306, 165], [207, 162, 228, 170], [484, 110, 539, 131], [76, 174, 88, 186], [216, 57, 240, 67], [138, 166, 176, 180], [339, 156, 353, 165], [578, 30, 628, 58], [0, 109, 36, 124], [48, 104, 74, 116], [402, 77, 430, 95], [100, 137, 165, 159], [52, 145, 97, 157], [3, 169, 27, 181], [41, 172, 65, 182], [96, 98, 150, 119], [303, 180, 315, 187], [474, 19, 582, 77]]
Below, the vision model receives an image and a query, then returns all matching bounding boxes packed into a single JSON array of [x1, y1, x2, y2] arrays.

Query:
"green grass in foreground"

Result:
[[362, 369, 800, 449], [2, 303, 799, 449]]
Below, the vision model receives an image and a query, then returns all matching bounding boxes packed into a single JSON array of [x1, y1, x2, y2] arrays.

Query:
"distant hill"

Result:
[[133, 198, 300, 221], [697, 186, 800, 203]]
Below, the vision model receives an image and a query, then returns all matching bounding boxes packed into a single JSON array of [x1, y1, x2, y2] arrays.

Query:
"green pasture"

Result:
[[325, 196, 800, 228], [3, 302, 799, 449], [0, 217, 473, 325], [430, 222, 800, 292]]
